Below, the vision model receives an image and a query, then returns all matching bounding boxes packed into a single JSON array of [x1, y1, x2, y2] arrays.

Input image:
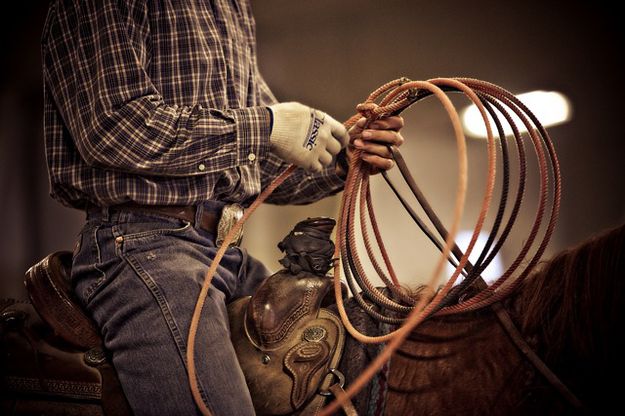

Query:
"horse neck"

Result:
[[513, 223, 625, 366]]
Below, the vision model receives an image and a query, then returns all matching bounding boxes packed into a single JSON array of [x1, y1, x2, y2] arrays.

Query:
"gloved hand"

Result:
[[268, 102, 349, 172]]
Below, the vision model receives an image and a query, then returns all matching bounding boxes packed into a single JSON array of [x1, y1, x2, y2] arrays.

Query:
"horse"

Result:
[[334, 222, 625, 415], [1, 222, 623, 415]]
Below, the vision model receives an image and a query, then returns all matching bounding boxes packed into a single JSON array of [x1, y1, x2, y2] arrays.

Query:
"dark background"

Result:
[[1, 0, 624, 298]]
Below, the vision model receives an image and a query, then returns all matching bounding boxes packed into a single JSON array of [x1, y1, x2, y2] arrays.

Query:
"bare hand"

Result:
[[344, 116, 405, 174]]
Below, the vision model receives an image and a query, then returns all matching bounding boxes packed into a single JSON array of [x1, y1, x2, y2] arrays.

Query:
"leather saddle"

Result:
[[0, 251, 131, 416], [1, 217, 350, 416], [228, 271, 346, 415], [228, 217, 349, 415]]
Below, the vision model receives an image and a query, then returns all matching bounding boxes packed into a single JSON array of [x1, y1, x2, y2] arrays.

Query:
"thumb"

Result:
[[326, 114, 349, 147], [348, 117, 368, 139]]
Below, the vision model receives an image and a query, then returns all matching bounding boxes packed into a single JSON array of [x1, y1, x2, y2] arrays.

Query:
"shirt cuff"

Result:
[[317, 164, 347, 196], [229, 106, 272, 167]]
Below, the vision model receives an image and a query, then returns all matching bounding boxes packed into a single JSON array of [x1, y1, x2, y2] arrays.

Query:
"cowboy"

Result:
[[41, 1, 404, 414]]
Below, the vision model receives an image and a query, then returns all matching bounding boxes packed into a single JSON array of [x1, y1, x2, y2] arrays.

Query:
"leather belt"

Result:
[[111, 202, 244, 246]]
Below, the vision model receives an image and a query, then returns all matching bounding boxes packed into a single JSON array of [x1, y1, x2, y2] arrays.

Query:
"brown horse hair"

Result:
[[515, 223, 625, 365]]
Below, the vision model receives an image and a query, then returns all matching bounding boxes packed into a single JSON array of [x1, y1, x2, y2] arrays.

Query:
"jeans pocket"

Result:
[[72, 224, 108, 306], [112, 216, 193, 255]]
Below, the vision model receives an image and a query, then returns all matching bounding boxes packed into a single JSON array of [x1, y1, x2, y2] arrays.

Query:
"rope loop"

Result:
[[319, 76, 561, 415]]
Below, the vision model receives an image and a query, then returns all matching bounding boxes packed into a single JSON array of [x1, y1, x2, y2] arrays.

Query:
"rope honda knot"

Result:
[[355, 102, 381, 122]]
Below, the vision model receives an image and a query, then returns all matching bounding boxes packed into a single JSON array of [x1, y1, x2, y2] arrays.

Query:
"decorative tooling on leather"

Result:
[[246, 272, 333, 349], [245, 217, 338, 348], [284, 336, 331, 409], [25, 251, 101, 349]]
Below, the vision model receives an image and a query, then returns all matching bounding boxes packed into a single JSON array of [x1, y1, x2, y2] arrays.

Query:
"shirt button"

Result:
[[198, 163, 206, 171], [248, 153, 256, 162]]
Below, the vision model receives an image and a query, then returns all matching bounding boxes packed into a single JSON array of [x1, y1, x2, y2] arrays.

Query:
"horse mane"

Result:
[[516, 223, 625, 363]]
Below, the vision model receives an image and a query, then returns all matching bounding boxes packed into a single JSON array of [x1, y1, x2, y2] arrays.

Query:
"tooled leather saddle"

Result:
[[228, 217, 348, 415]]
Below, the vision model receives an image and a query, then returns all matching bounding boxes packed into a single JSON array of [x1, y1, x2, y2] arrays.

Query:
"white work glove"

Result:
[[268, 102, 349, 172]]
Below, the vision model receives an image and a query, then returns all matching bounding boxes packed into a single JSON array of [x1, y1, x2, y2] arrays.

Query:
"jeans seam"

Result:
[[84, 225, 106, 302], [234, 246, 247, 290], [122, 252, 213, 409]]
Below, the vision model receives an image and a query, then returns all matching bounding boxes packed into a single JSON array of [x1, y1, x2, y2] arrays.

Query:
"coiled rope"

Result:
[[186, 76, 561, 415]]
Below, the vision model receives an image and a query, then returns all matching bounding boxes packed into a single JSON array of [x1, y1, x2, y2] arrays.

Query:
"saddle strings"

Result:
[[185, 77, 561, 416]]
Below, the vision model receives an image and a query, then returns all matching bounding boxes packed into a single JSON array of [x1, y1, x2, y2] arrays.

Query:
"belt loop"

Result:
[[101, 206, 110, 222], [194, 202, 204, 230]]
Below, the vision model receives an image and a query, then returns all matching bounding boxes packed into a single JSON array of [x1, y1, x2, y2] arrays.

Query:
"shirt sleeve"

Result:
[[41, 0, 271, 177], [256, 71, 278, 107], [258, 152, 345, 205]]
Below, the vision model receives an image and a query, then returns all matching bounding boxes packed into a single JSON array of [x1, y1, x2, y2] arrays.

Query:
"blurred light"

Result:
[[445, 230, 504, 285], [461, 90, 572, 138]]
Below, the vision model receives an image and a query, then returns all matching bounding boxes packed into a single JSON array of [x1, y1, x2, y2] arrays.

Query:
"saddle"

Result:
[[229, 217, 349, 415], [0, 252, 131, 416], [1, 217, 349, 415], [229, 272, 346, 415]]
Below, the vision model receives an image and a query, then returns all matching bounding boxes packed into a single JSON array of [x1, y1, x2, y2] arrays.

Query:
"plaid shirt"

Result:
[[42, 0, 344, 209]]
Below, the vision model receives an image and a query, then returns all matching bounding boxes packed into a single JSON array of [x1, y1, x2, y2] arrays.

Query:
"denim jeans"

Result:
[[71, 202, 270, 415]]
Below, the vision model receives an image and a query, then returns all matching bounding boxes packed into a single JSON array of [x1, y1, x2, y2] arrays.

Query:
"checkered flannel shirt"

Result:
[[42, 0, 344, 209]]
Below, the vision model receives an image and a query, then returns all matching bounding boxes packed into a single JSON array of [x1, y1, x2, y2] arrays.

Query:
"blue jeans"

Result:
[[71, 202, 270, 415]]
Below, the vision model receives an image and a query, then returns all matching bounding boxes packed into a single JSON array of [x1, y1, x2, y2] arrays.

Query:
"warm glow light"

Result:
[[445, 230, 504, 285], [461, 90, 572, 138]]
